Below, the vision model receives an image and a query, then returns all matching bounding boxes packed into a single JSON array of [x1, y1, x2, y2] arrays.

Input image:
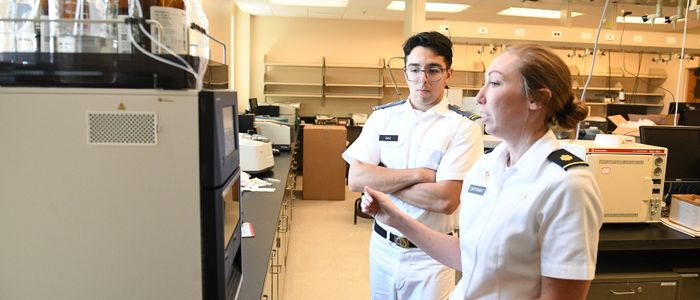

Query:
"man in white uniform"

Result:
[[342, 31, 483, 300]]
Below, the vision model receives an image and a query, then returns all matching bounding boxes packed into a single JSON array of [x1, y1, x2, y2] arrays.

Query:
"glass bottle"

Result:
[[140, 0, 187, 55], [52, 0, 113, 53], [111, 0, 131, 53]]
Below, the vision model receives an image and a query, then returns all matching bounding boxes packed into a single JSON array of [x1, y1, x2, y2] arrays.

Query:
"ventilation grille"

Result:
[[599, 160, 644, 165], [87, 111, 157, 146], [604, 213, 639, 218]]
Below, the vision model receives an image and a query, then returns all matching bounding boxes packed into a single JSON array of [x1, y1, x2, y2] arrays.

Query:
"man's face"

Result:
[[404, 46, 452, 111]]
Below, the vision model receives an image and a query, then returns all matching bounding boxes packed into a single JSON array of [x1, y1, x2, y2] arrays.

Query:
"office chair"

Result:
[[354, 194, 373, 224]]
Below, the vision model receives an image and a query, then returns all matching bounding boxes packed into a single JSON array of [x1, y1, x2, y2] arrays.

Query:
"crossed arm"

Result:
[[347, 159, 462, 214]]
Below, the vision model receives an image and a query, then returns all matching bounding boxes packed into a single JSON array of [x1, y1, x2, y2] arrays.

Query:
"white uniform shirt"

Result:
[[450, 130, 604, 300], [342, 96, 483, 235]]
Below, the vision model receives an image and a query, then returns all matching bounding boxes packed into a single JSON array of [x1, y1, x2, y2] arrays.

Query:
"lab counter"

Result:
[[597, 223, 700, 274], [239, 152, 293, 300], [593, 223, 700, 299], [599, 223, 700, 251]]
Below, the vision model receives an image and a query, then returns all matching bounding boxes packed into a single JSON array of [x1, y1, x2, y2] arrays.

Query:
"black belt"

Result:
[[374, 222, 416, 248], [373, 223, 454, 249]]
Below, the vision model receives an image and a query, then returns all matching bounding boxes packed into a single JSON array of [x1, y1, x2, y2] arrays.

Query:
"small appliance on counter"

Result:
[[239, 133, 275, 174], [255, 119, 292, 151], [562, 136, 667, 223]]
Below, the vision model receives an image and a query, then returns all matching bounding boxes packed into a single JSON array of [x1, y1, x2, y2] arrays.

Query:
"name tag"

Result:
[[467, 184, 486, 195], [379, 135, 398, 142]]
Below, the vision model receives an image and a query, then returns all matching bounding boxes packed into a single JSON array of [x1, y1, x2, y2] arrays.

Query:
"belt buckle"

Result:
[[395, 236, 410, 248]]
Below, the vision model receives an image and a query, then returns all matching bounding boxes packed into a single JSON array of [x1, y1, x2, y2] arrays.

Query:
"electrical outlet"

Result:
[[477, 26, 489, 35], [551, 31, 562, 38], [439, 25, 450, 33], [514, 28, 526, 36], [633, 35, 643, 43], [581, 32, 592, 40], [604, 33, 615, 41], [667, 37, 677, 44]]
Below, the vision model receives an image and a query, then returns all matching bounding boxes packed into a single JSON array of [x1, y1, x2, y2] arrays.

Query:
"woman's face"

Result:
[[476, 52, 529, 139]]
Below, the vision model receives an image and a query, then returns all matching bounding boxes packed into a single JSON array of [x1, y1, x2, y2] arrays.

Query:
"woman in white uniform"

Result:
[[361, 44, 604, 300]]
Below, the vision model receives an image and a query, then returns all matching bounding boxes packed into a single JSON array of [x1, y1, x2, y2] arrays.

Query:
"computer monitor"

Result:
[[668, 102, 699, 125], [256, 105, 280, 117], [640, 126, 700, 183], [248, 98, 258, 115], [237, 114, 256, 134], [683, 110, 700, 126]]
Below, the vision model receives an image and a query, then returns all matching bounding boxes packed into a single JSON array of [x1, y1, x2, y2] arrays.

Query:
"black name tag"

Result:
[[467, 185, 486, 195], [379, 135, 398, 142]]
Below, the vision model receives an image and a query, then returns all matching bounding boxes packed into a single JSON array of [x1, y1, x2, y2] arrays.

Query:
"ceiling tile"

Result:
[[230, 0, 700, 33], [345, 0, 392, 9], [235, 0, 273, 15], [270, 4, 309, 17], [343, 7, 380, 20]]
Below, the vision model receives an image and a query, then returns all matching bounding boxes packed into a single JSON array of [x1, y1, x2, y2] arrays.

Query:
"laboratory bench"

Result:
[[590, 223, 700, 299], [238, 149, 297, 300]]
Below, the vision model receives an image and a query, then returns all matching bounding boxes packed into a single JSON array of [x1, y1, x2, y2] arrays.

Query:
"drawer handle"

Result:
[[610, 289, 636, 296]]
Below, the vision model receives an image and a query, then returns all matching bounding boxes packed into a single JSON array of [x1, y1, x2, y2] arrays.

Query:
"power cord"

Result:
[[576, 0, 611, 140], [619, 9, 676, 113]]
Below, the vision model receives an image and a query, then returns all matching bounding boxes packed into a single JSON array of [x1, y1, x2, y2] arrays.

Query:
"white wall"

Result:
[[233, 4, 251, 109], [240, 16, 699, 116]]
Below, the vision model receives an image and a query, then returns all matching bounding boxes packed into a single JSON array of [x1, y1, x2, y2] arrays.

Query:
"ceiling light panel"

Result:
[[498, 7, 583, 19], [270, 0, 348, 8], [386, 1, 470, 13]]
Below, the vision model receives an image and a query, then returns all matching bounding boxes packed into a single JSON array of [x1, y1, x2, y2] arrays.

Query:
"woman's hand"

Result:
[[361, 186, 403, 227]]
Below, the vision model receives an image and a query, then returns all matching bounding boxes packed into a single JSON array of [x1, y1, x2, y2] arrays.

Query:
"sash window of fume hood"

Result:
[[0, 0, 223, 90]]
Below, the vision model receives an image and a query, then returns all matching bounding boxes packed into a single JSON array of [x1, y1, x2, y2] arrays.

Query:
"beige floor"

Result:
[[282, 187, 372, 300]]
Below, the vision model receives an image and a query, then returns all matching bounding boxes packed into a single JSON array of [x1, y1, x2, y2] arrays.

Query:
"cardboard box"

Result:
[[303, 125, 347, 200], [669, 194, 700, 231], [608, 114, 678, 137]]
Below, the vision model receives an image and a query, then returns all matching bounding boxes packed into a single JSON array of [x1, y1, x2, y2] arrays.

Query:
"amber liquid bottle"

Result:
[[119, 0, 128, 14], [139, 0, 187, 54], [39, 0, 49, 52]]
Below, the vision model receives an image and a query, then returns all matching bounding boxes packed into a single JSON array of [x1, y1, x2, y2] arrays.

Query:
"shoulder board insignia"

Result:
[[373, 100, 406, 111], [547, 149, 588, 171], [448, 104, 481, 121]]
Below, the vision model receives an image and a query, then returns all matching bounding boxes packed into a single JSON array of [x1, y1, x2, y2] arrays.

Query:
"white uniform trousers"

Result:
[[369, 232, 455, 300]]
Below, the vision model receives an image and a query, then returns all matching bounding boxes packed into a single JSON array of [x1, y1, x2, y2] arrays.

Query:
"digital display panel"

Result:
[[222, 177, 240, 249], [222, 106, 236, 157]]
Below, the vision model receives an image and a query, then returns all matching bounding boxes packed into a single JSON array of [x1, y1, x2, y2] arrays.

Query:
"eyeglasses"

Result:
[[404, 67, 447, 82]]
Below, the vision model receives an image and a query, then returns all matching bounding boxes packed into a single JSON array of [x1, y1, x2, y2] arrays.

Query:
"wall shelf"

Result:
[[263, 93, 323, 98], [325, 83, 383, 88], [262, 52, 668, 118], [325, 63, 383, 69], [264, 81, 322, 86], [325, 93, 384, 99], [264, 62, 322, 67], [263, 57, 386, 115]]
